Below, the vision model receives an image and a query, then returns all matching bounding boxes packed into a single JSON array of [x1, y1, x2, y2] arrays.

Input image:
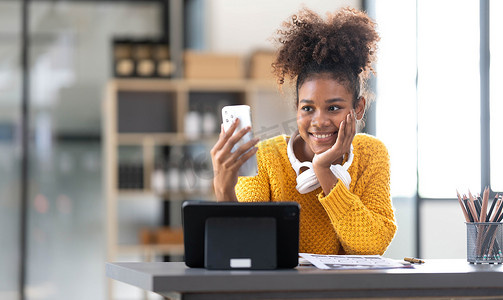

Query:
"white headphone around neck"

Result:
[[287, 131, 353, 194]]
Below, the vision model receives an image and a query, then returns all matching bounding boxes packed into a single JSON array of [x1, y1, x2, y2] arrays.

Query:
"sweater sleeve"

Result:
[[235, 141, 271, 202], [317, 138, 396, 255]]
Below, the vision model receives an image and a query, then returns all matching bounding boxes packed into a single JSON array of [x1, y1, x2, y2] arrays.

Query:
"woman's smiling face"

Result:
[[296, 75, 355, 160]]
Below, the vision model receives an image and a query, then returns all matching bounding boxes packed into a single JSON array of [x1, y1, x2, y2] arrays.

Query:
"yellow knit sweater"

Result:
[[236, 133, 396, 255]]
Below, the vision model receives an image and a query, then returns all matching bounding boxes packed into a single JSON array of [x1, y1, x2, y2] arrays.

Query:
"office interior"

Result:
[[0, 0, 500, 299]]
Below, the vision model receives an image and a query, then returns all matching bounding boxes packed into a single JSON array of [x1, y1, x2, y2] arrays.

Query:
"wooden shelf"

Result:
[[117, 132, 218, 146], [110, 78, 278, 92], [117, 190, 215, 200], [117, 190, 156, 197], [158, 191, 216, 200], [117, 133, 181, 145], [112, 78, 180, 92]]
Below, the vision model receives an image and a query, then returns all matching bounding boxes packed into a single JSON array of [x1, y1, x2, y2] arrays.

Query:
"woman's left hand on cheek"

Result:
[[313, 110, 356, 169]]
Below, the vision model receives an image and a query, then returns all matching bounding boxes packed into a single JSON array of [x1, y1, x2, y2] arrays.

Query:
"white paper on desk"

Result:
[[299, 253, 407, 270]]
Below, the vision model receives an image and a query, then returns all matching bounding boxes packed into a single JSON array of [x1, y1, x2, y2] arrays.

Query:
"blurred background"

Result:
[[0, 0, 501, 299]]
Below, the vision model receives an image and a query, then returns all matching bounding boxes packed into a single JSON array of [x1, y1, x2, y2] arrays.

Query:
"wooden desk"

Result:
[[106, 260, 503, 299]]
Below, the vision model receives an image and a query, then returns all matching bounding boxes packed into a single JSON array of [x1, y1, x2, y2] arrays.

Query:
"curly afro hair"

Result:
[[272, 7, 380, 107]]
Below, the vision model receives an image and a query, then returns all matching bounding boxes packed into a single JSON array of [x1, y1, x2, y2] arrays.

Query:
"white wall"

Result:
[[205, 0, 361, 54], [421, 201, 466, 259]]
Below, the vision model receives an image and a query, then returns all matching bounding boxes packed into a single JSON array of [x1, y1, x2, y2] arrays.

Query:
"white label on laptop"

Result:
[[230, 258, 252, 268]]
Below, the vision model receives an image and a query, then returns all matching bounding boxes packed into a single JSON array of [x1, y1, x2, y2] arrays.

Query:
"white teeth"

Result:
[[313, 133, 333, 139]]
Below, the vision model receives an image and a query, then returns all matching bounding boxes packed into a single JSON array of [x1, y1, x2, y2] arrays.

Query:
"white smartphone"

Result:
[[221, 105, 258, 177]]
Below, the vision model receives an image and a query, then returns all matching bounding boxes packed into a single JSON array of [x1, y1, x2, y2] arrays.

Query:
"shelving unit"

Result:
[[103, 77, 283, 261]]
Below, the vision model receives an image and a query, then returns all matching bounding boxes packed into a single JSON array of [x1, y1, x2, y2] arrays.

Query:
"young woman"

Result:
[[210, 7, 396, 255]]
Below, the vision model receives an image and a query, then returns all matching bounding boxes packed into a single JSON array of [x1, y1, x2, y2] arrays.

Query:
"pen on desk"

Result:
[[404, 257, 425, 264]]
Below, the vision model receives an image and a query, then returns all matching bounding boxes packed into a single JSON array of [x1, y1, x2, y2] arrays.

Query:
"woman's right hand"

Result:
[[210, 118, 259, 202]]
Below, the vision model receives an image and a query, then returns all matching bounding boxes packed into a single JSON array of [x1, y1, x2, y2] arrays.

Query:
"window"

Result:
[[490, 0, 502, 191], [417, 0, 480, 198], [374, 0, 417, 198]]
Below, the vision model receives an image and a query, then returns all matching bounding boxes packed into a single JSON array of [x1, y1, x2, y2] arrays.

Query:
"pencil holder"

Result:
[[466, 222, 503, 264]]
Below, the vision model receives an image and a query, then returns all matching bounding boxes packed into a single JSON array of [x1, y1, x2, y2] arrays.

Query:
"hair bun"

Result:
[[273, 7, 379, 84]]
